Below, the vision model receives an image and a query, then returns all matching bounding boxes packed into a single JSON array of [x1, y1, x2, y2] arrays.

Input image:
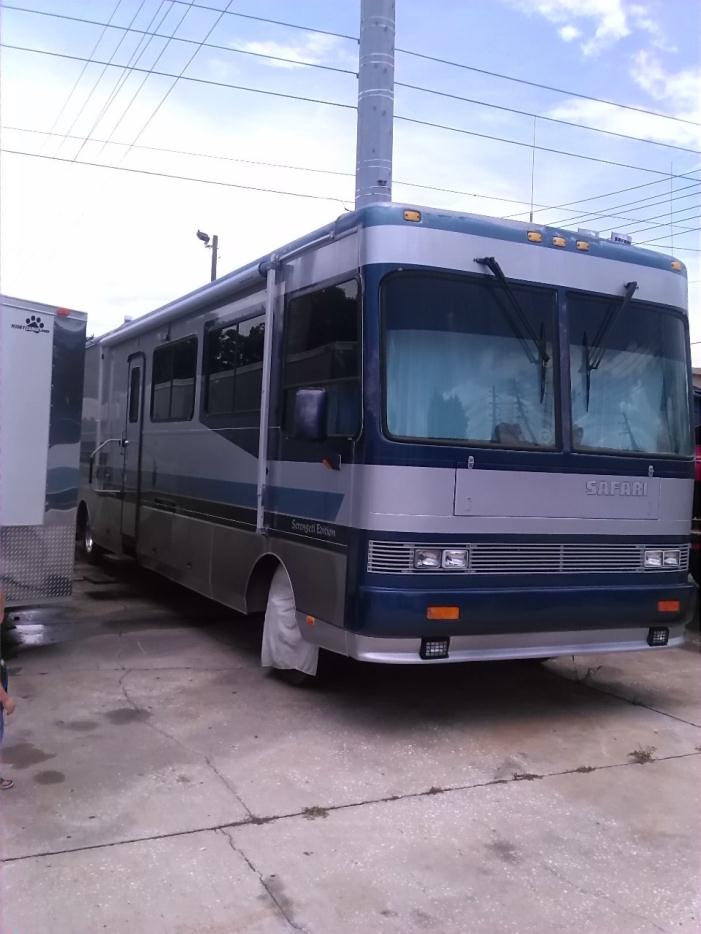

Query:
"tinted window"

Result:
[[151, 338, 197, 422], [382, 273, 556, 448], [569, 294, 690, 456], [128, 366, 141, 423], [283, 280, 360, 436], [204, 315, 265, 416]]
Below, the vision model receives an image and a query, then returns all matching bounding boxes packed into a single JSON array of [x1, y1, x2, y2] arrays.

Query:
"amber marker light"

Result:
[[403, 209, 422, 222], [426, 606, 460, 621], [527, 231, 543, 242], [657, 600, 680, 613]]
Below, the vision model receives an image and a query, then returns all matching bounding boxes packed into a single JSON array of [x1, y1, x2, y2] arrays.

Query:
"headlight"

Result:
[[442, 549, 468, 570], [663, 549, 680, 568], [414, 548, 442, 569], [644, 549, 663, 569]]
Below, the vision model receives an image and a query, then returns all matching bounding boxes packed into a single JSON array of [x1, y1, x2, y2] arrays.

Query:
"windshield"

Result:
[[569, 293, 691, 457], [382, 272, 557, 448]]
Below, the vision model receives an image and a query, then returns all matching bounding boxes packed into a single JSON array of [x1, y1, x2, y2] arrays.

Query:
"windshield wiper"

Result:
[[583, 280, 638, 409], [475, 256, 550, 401]]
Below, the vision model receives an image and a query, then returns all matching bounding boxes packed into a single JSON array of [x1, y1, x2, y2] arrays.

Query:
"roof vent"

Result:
[[123, 315, 134, 323], [609, 231, 632, 245], [577, 228, 599, 239]]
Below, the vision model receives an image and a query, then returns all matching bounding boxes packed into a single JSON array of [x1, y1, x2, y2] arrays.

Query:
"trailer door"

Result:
[[121, 352, 145, 545]]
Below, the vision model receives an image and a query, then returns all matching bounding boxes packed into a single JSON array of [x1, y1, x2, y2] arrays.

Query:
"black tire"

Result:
[[77, 510, 104, 563]]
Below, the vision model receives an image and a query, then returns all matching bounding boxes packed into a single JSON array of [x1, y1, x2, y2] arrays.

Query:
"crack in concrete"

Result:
[[4, 748, 699, 865], [542, 863, 668, 933], [565, 660, 701, 729], [219, 828, 306, 933], [118, 669, 254, 820]]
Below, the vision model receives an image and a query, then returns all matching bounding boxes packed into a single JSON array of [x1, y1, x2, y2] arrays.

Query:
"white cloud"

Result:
[[558, 25, 581, 42], [507, 0, 671, 57], [233, 34, 354, 71]]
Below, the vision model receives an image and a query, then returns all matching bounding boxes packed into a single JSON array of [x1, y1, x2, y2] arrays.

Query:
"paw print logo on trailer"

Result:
[[25, 315, 46, 333]]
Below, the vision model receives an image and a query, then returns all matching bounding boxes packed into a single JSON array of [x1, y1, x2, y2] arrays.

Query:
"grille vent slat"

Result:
[[367, 542, 689, 575]]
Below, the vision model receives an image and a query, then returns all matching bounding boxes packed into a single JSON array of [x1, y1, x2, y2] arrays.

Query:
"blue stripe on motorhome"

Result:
[[145, 472, 344, 521], [348, 580, 695, 637], [46, 467, 80, 493]]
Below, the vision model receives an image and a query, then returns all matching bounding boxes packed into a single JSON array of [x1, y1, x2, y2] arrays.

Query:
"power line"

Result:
[[86, 1, 180, 160], [610, 206, 701, 233], [638, 240, 701, 251], [2, 124, 556, 209], [547, 183, 701, 228], [1, 45, 355, 112], [5, 44, 690, 181], [627, 214, 701, 237], [394, 113, 696, 179], [395, 48, 701, 129], [53, 0, 150, 156], [167, 0, 357, 42], [158, 0, 700, 134], [121, 1, 235, 160], [0, 148, 351, 204], [395, 81, 701, 157], [9, 6, 697, 158], [92, 1, 197, 162], [40, 0, 125, 149], [3, 5, 357, 77], [504, 167, 701, 220], [547, 189, 701, 232]]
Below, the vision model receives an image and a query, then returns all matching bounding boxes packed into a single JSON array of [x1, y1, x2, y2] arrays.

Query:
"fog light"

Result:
[[644, 549, 663, 569], [663, 550, 680, 568], [420, 637, 450, 659], [442, 548, 468, 569], [647, 627, 669, 646], [414, 548, 441, 569]]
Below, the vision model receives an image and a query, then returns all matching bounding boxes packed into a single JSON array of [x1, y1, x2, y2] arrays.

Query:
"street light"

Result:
[[196, 229, 218, 282]]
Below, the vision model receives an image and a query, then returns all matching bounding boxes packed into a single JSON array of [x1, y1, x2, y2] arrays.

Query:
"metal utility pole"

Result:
[[355, 0, 395, 209], [196, 229, 218, 281]]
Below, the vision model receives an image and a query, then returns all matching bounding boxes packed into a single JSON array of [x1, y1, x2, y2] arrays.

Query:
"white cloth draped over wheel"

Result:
[[261, 566, 319, 676]]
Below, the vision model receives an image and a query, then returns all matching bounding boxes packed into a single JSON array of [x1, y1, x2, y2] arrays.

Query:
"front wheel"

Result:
[[261, 565, 318, 685]]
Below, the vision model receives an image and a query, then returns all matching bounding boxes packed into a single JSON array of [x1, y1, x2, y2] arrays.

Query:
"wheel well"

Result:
[[245, 555, 283, 614], [76, 500, 88, 537]]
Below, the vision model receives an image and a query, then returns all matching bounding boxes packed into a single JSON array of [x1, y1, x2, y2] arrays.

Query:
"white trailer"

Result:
[[0, 295, 87, 607]]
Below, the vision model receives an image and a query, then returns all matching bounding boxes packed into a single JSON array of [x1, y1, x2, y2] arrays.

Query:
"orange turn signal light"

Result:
[[306, 615, 315, 626], [426, 606, 460, 621], [657, 600, 680, 613]]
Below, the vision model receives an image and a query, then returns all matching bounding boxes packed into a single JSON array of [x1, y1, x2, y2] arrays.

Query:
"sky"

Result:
[[1, 0, 699, 352]]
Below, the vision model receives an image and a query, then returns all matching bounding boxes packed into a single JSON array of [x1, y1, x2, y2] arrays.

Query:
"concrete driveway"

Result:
[[1, 558, 700, 933]]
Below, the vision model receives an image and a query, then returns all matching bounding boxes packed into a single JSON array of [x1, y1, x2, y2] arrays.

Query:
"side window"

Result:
[[151, 338, 197, 422], [204, 315, 265, 416], [128, 366, 141, 423], [283, 280, 360, 436]]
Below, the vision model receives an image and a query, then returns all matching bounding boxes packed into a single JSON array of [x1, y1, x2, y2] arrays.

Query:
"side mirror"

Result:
[[293, 388, 327, 442]]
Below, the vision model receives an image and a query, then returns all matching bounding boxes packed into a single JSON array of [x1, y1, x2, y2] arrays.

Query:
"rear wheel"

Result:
[[261, 565, 318, 685], [77, 507, 104, 563]]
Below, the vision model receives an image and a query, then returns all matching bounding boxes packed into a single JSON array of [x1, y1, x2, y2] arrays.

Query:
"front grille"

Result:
[[367, 541, 690, 575]]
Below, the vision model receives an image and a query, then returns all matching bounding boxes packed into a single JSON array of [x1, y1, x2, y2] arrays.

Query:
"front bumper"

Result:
[[306, 621, 686, 664], [302, 579, 696, 664]]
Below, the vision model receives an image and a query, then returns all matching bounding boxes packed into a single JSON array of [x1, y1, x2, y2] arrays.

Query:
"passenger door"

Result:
[[121, 353, 145, 545]]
